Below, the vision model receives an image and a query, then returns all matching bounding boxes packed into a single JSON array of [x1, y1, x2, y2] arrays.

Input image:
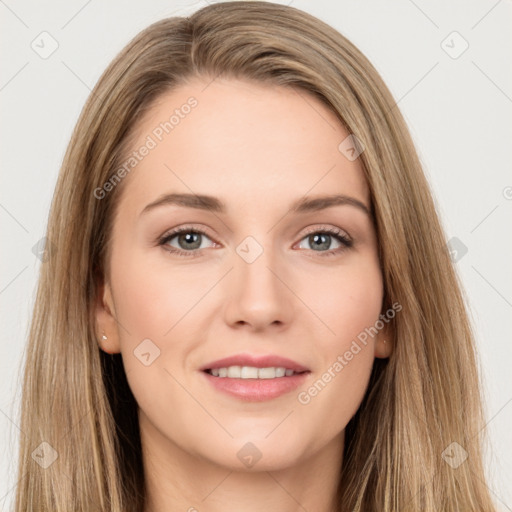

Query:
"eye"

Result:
[[296, 227, 353, 257], [158, 226, 215, 258], [158, 225, 353, 258]]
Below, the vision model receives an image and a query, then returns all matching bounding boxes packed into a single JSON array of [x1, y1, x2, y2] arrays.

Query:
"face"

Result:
[[95, 77, 392, 472]]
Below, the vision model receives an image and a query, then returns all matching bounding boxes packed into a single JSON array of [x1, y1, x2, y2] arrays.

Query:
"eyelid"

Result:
[[300, 224, 351, 241], [159, 222, 211, 235], [158, 223, 351, 242]]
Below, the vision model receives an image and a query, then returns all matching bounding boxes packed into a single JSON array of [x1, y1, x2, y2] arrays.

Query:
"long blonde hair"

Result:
[[14, 2, 496, 510]]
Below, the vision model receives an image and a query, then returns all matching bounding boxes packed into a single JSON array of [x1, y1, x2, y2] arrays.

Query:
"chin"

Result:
[[199, 432, 310, 472]]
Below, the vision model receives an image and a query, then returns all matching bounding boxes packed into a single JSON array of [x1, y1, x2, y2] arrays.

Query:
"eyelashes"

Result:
[[157, 224, 353, 259]]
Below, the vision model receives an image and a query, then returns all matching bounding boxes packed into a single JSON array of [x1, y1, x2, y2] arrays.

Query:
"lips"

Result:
[[199, 353, 310, 373], [199, 353, 311, 401]]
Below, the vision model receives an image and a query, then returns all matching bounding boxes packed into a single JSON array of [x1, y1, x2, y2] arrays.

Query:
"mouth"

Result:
[[204, 366, 309, 379], [200, 354, 311, 401]]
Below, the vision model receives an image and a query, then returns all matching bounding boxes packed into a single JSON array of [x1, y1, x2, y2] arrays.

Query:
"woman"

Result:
[[14, 1, 496, 511]]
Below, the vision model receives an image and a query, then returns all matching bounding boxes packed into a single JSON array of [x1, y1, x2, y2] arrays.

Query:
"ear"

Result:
[[94, 278, 122, 354], [374, 315, 394, 359]]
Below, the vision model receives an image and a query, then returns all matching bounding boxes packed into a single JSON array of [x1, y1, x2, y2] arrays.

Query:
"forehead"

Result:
[[116, 77, 370, 217]]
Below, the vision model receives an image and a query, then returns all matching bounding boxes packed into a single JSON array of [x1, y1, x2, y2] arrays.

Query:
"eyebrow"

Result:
[[140, 193, 372, 217]]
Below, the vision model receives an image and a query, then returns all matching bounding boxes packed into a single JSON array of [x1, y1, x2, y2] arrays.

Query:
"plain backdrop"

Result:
[[1, 0, 511, 509]]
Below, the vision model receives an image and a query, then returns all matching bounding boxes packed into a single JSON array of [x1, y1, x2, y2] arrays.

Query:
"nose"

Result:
[[223, 240, 294, 332]]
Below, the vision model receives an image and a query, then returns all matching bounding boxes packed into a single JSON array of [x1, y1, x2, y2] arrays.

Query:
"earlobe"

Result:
[[374, 321, 394, 359], [94, 280, 121, 354], [375, 336, 393, 358]]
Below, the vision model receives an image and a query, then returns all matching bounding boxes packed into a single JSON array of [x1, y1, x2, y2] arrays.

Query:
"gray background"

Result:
[[1, 0, 511, 509]]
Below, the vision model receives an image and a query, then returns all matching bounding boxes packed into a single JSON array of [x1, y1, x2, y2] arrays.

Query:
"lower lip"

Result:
[[201, 371, 310, 401]]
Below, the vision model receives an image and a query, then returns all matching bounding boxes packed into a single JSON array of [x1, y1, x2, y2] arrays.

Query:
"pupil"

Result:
[[311, 233, 330, 250], [180, 232, 201, 250]]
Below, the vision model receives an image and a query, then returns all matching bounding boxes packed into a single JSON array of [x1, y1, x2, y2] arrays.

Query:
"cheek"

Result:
[[109, 246, 203, 340], [109, 246, 213, 398], [295, 260, 383, 412], [304, 257, 384, 348]]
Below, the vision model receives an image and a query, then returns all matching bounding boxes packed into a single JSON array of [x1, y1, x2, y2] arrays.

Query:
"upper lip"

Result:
[[200, 353, 310, 372]]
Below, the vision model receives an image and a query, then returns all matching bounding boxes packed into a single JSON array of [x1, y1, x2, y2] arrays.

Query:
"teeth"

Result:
[[227, 366, 241, 378], [241, 366, 258, 379], [275, 367, 286, 377], [208, 366, 299, 379]]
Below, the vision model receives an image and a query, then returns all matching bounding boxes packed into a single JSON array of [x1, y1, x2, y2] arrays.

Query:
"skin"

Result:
[[95, 77, 392, 512]]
